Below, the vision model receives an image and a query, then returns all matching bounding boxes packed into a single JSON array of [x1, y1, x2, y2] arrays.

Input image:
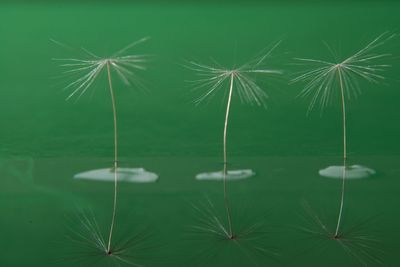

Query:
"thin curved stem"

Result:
[[334, 69, 346, 237], [106, 61, 118, 252], [223, 73, 234, 239]]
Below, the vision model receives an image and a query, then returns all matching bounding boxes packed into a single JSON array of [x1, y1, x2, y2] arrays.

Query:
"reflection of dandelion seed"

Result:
[[297, 202, 384, 266], [187, 198, 278, 266], [187, 42, 283, 239], [60, 211, 153, 267], [292, 32, 395, 237], [54, 37, 150, 254]]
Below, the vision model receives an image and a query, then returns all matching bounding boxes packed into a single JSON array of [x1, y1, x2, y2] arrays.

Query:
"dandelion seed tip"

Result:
[[49, 38, 64, 46], [332, 234, 341, 240], [228, 234, 238, 240], [142, 36, 151, 41], [228, 69, 238, 75]]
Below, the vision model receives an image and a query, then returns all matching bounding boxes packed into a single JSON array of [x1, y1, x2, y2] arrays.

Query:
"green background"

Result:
[[1, 1, 399, 266]]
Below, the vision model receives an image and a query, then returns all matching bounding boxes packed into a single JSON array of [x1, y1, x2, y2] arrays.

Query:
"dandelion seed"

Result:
[[292, 32, 395, 237], [187, 41, 283, 239], [54, 37, 157, 256]]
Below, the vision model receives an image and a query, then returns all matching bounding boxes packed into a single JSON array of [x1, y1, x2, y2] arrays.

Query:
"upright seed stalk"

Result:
[[334, 68, 347, 238], [223, 73, 235, 239], [106, 61, 118, 252]]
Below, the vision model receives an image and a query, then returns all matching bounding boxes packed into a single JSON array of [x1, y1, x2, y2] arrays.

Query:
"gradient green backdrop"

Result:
[[0, 1, 399, 266]]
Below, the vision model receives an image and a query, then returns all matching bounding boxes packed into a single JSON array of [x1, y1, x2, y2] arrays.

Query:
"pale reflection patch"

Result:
[[74, 168, 158, 183], [195, 169, 255, 181], [319, 165, 376, 179]]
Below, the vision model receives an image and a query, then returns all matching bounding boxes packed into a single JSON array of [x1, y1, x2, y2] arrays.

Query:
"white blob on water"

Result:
[[195, 169, 255, 181], [74, 168, 158, 183], [319, 165, 376, 179]]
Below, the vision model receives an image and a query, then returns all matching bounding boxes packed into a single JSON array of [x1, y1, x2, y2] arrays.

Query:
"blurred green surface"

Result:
[[0, 2, 399, 266]]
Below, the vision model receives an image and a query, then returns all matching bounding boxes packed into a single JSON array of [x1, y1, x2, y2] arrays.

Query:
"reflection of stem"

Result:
[[223, 73, 234, 239], [334, 69, 346, 238], [106, 61, 118, 252]]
